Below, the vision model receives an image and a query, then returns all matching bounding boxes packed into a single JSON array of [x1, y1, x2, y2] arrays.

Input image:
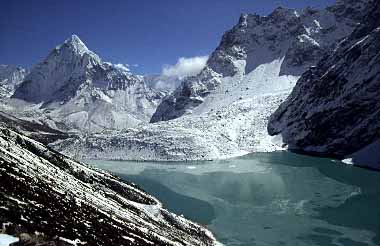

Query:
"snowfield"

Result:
[[53, 58, 293, 161], [53, 93, 289, 161], [54, 0, 366, 162], [0, 0, 371, 162]]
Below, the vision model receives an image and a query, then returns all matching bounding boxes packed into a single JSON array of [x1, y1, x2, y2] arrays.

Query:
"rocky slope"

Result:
[[10, 35, 163, 133], [268, 0, 380, 169], [151, 0, 367, 123], [0, 111, 69, 145], [0, 126, 218, 245], [0, 65, 28, 98], [56, 0, 371, 161]]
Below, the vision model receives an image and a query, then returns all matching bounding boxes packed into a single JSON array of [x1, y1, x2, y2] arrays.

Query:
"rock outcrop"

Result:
[[0, 126, 218, 245], [151, 0, 368, 123], [268, 0, 380, 169]]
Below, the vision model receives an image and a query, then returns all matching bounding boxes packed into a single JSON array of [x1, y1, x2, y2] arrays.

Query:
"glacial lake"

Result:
[[88, 152, 380, 246]]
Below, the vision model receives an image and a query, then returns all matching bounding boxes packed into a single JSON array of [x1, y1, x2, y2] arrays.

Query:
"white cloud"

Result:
[[162, 56, 208, 78], [154, 80, 173, 91]]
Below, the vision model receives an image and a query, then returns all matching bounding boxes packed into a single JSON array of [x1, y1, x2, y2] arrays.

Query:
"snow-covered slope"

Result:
[[151, 0, 367, 123], [11, 35, 163, 133], [0, 110, 70, 145], [52, 92, 288, 161], [55, 0, 370, 161], [0, 126, 218, 245], [0, 65, 28, 98], [268, 0, 380, 170]]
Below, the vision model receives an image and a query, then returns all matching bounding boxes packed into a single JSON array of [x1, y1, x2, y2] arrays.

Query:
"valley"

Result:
[[1, 0, 379, 245]]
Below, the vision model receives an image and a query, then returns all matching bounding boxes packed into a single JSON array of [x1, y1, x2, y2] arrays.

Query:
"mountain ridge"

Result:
[[151, 0, 368, 123], [268, 0, 380, 169], [8, 35, 163, 133], [53, 0, 372, 162]]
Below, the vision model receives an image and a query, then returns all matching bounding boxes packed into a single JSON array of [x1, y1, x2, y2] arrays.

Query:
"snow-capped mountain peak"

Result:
[[52, 34, 102, 65], [9, 35, 164, 132], [61, 34, 90, 53], [13, 35, 103, 103], [151, 0, 369, 123]]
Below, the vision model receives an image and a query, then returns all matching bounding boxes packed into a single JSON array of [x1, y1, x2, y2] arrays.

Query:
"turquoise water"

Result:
[[88, 152, 380, 246]]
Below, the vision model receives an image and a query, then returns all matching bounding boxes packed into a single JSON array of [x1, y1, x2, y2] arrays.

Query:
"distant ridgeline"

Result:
[[7, 35, 165, 133]]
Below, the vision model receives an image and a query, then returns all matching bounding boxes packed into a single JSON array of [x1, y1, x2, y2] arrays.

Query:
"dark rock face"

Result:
[[150, 68, 220, 123], [268, 1, 380, 162], [0, 127, 217, 245], [150, 0, 368, 123]]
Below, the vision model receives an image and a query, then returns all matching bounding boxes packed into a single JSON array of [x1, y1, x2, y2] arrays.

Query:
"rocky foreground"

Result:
[[0, 126, 218, 245]]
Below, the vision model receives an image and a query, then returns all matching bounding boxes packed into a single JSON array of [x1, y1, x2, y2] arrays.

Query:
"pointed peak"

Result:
[[271, 6, 296, 15], [268, 6, 299, 21], [237, 13, 261, 27], [60, 34, 89, 54], [66, 34, 83, 43], [238, 14, 249, 27]]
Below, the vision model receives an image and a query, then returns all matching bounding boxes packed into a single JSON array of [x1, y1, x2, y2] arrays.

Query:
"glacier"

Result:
[[0, 0, 372, 162], [53, 0, 369, 161]]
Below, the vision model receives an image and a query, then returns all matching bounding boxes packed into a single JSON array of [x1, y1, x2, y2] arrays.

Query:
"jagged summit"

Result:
[[58, 34, 90, 53], [53, 34, 101, 65], [51, 34, 96, 60], [268, 0, 380, 169], [65, 34, 86, 47], [268, 6, 298, 19], [12, 35, 101, 103], [10, 35, 163, 132], [151, 0, 369, 123], [239, 6, 298, 23]]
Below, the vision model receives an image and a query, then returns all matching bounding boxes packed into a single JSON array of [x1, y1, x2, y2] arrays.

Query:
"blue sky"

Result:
[[1, 0, 335, 75]]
